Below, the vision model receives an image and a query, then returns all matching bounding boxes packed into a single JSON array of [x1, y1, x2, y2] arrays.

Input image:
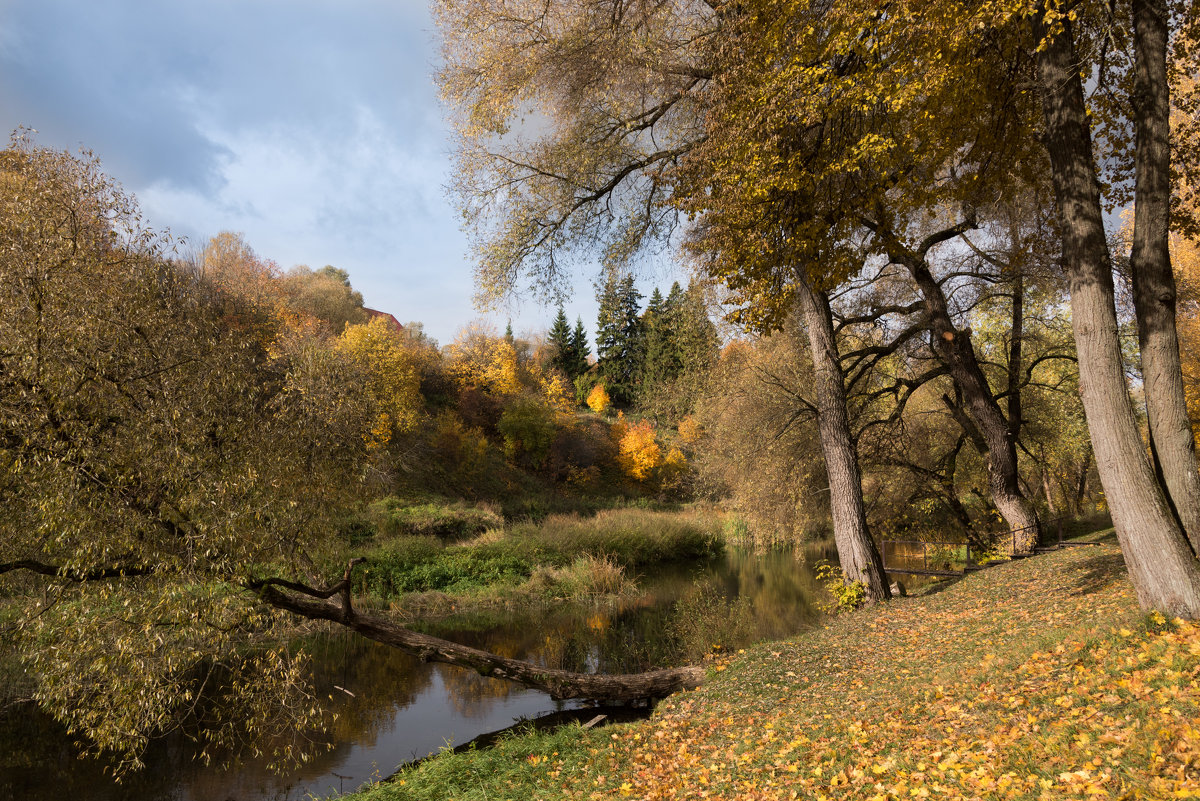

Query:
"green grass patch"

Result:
[[347, 506, 722, 609]]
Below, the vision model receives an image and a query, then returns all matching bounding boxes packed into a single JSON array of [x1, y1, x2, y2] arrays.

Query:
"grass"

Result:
[[343, 506, 724, 616], [340, 528, 1200, 800]]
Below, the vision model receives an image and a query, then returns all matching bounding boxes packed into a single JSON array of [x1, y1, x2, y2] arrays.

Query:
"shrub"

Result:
[[497, 398, 558, 467], [617, 419, 662, 481], [368, 497, 503, 541], [814, 561, 866, 614], [586, 383, 611, 414]]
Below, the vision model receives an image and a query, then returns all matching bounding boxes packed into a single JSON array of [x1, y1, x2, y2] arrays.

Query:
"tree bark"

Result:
[[1129, 0, 1200, 554], [1032, 9, 1200, 617], [257, 583, 705, 702], [794, 278, 891, 602], [898, 252, 1042, 552]]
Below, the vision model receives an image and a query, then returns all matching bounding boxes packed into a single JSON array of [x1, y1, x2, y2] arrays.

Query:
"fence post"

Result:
[[923, 543, 928, 571], [1057, 517, 1063, 547]]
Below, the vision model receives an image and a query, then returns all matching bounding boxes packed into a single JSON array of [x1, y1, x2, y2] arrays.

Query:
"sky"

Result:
[[0, 0, 682, 346]]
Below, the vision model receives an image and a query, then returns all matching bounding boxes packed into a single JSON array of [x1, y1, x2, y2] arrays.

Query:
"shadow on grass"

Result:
[[1070, 552, 1127, 596]]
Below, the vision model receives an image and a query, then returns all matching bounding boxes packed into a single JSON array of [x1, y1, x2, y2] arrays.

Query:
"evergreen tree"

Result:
[[548, 306, 574, 376], [640, 287, 671, 390], [595, 273, 643, 404], [569, 317, 590, 377], [639, 281, 719, 421]]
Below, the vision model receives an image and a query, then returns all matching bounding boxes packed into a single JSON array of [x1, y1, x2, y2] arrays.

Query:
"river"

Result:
[[0, 544, 833, 801]]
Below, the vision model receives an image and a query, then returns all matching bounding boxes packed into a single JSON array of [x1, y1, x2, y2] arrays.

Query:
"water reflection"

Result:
[[0, 544, 830, 801]]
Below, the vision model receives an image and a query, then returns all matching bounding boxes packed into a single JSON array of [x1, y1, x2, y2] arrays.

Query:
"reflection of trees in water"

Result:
[[299, 631, 436, 745], [0, 705, 177, 801]]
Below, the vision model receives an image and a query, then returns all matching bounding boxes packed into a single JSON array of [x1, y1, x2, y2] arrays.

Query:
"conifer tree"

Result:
[[569, 316, 591, 378], [595, 274, 643, 404], [548, 306, 574, 377]]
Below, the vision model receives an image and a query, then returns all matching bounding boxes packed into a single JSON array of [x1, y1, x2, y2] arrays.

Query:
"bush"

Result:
[[497, 398, 558, 467], [586, 383, 611, 414], [814, 561, 866, 614], [368, 497, 503, 542], [617, 418, 662, 481]]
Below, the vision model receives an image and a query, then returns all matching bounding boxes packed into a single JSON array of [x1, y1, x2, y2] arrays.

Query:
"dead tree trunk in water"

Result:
[[251, 570, 704, 702]]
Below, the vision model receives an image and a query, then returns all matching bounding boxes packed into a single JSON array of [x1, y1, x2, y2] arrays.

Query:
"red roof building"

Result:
[[363, 307, 404, 334]]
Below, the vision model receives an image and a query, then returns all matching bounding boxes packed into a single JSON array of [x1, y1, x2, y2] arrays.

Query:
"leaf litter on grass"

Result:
[[359, 532, 1200, 801]]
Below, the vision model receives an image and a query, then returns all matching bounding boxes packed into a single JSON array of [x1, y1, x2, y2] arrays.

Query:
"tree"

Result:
[[570, 317, 591, 378], [0, 139, 377, 769], [0, 141, 702, 774], [279, 264, 369, 334], [1030, 3, 1200, 615], [595, 273, 644, 404], [335, 316, 423, 449], [548, 306, 576, 378]]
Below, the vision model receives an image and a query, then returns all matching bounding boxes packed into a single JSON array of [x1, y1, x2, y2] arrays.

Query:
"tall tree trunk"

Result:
[[1073, 451, 1091, 516], [1007, 246, 1025, 445], [795, 278, 891, 602], [1032, 9, 1200, 617], [1040, 447, 1059, 517], [900, 255, 1042, 552], [1130, 0, 1200, 554]]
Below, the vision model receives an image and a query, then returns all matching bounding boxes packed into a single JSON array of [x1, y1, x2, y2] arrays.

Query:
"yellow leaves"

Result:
[[444, 323, 521, 396], [617, 418, 662, 481], [586, 383, 611, 414], [336, 316, 422, 438]]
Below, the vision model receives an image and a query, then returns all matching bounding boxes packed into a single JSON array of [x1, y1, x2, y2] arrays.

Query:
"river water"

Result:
[[0, 544, 832, 801]]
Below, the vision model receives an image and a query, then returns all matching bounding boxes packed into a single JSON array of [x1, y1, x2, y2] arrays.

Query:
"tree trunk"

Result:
[[1032, 9, 1200, 617], [795, 278, 891, 602], [901, 256, 1041, 552], [257, 584, 704, 702], [1129, 0, 1200, 554], [1007, 249, 1025, 445], [1073, 451, 1091, 516], [1040, 447, 1059, 517]]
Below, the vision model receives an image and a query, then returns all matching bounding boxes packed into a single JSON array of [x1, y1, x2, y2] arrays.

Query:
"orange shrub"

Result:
[[618, 419, 662, 481]]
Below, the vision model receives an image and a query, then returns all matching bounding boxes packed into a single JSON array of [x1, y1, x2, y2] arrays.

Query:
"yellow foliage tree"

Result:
[[1172, 233, 1200, 437], [444, 323, 521, 396], [586, 383, 611, 414], [618, 419, 662, 482], [677, 415, 703, 447], [540, 371, 575, 414], [336, 317, 422, 448]]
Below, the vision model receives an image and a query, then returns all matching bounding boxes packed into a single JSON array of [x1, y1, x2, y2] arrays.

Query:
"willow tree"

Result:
[[0, 139, 703, 772]]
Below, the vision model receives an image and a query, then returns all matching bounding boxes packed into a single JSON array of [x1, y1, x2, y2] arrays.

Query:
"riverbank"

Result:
[[344, 529, 1200, 800]]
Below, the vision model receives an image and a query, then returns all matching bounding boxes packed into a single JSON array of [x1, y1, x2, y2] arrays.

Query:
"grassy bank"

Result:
[[342, 530, 1200, 800], [342, 505, 725, 617]]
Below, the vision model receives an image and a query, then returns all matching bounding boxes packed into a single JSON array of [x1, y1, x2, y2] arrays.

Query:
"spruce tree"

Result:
[[595, 273, 643, 404], [569, 317, 590, 377], [548, 306, 573, 376]]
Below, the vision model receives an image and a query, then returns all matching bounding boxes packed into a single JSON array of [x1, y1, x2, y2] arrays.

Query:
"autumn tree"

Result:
[[335, 316, 423, 449], [0, 140, 379, 769], [280, 264, 369, 334]]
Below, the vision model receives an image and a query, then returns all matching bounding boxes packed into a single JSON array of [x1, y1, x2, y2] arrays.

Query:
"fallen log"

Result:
[[251, 568, 705, 703]]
